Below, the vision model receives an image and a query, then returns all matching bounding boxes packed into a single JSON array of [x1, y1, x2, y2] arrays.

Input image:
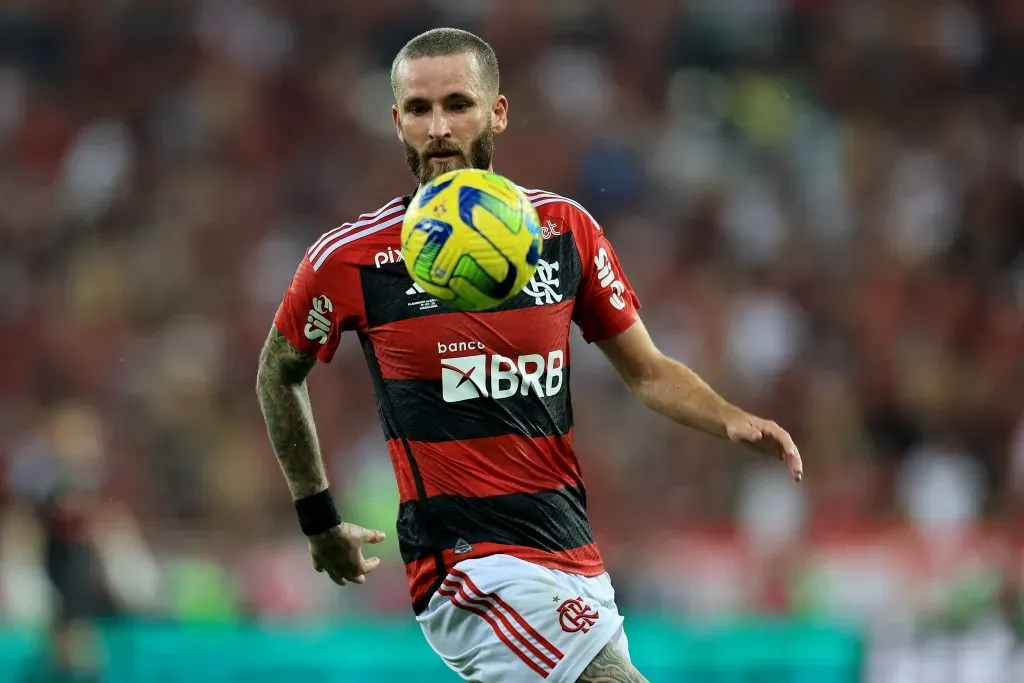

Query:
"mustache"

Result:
[[423, 142, 462, 158]]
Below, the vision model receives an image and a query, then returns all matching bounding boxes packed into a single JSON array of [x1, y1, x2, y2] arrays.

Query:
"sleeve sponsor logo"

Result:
[[303, 295, 333, 344], [593, 248, 626, 311]]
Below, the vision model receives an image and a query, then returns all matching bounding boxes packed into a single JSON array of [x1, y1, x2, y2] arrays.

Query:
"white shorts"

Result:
[[416, 554, 631, 683]]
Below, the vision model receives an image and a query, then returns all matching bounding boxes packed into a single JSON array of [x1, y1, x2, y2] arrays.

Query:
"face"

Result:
[[392, 53, 508, 186]]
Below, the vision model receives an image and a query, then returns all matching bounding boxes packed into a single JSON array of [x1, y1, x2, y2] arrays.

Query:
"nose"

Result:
[[427, 108, 451, 140]]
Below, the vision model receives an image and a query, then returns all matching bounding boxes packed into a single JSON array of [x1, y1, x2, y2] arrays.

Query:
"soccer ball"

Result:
[[401, 168, 543, 311]]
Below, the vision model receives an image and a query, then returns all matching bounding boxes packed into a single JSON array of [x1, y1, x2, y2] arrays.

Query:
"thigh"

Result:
[[576, 640, 648, 682], [417, 555, 625, 683]]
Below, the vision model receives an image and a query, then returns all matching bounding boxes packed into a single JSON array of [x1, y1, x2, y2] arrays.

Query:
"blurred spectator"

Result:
[[1, 404, 157, 681]]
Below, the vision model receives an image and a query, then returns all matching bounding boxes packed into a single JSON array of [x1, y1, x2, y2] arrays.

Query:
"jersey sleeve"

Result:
[[273, 254, 360, 364], [571, 216, 641, 343]]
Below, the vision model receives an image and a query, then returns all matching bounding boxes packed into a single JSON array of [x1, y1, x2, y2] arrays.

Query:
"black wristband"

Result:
[[294, 489, 342, 536]]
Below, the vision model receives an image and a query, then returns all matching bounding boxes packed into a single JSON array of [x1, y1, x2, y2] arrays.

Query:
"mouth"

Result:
[[427, 151, 460, 165]]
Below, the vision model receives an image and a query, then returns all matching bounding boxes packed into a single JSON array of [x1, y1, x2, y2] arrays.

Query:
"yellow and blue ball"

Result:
[[401, 169, 543, 311]]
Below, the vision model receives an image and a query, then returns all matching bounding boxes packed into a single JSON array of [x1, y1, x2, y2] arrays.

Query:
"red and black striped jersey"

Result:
[[274, 187, 641, 614]]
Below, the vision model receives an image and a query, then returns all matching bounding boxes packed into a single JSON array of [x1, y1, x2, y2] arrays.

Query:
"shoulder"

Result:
[[304, 196, 408, 272], [517, 187, 602, 237]]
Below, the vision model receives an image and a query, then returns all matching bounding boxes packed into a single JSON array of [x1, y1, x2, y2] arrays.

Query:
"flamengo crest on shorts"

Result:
[[556, 597, 600, 633]]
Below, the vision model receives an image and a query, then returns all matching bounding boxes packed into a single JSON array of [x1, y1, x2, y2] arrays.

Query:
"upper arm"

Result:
[[258, 326, 316, 385], [271, 249, 361, 366], [566, 207, 641, 344], [562, 204, 651, 386], [596, 318, 664, 389]]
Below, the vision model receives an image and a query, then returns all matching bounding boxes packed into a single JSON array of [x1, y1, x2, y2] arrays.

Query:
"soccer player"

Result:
[[258, 27, 803, 683]]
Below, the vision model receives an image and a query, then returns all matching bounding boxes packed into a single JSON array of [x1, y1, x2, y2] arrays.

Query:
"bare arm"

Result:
[[257, 326, 387, 584], [598, 320, 802, 480], [597, 321, 742, 438], [256, 327, 327, 499], [577, 643, 648, 683]]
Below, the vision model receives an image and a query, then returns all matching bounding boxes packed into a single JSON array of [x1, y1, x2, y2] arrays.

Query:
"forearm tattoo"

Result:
[[577, 643, 648, 683], [256, 328, 325, 499]]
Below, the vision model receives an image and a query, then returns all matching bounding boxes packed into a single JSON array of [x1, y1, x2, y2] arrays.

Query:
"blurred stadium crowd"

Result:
[[0, 0, 1022, 651]]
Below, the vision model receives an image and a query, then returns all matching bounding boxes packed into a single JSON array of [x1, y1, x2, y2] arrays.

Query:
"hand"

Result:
[[725, 413, 803, 482], [308, 522, 386, 586]]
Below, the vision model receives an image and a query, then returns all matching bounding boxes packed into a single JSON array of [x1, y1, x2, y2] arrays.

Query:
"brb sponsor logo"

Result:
[[594, 248, 626, 311], [374, 247, 404, 268], [438, 340, 565, 403], [303, 295, 333, 344]]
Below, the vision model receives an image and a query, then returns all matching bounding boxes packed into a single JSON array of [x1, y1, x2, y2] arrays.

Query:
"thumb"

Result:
[[361, 528, 387, 543], [732, 423, 763, 442]]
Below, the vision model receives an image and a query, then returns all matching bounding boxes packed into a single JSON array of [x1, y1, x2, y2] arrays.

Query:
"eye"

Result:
[[451, 102, 471, 112], [409, 105, 429, 116]]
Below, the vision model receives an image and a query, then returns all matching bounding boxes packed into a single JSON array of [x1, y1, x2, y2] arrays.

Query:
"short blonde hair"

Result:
[[391, 27, 499, 100]]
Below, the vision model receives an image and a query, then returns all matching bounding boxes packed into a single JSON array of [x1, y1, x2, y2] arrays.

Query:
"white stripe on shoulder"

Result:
[[519, 188, 602, 231], [307, 197, 405, 259], [310, 214, 405, 271]]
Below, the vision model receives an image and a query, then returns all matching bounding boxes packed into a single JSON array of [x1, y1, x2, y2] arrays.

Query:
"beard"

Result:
[[404, 123, 495, 186]]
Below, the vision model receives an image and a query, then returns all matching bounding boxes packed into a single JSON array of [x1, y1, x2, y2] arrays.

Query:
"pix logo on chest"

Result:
[[374, 247, 404, 268]]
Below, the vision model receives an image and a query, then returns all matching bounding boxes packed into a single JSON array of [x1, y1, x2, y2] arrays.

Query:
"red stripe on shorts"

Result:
[[441, 577, 559, 671], [450, 568, 565, 662], [438, 583, 551, 678]]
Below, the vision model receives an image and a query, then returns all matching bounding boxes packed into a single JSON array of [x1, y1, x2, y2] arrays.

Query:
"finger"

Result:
[[350, 574, 366, 585], [325, 567, 347, 586], [742, 423, 765, 441], [759, 423, 789, 451], [766, 431, 802, 479], [361, 528, 387, 544], [359, 556, 382, 575], [789, 450, 804, 482], [778, 432, 799, 461], [731, 424, 762, 443], [761, 444, 801, 480], [761, 427, 802, 480]]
